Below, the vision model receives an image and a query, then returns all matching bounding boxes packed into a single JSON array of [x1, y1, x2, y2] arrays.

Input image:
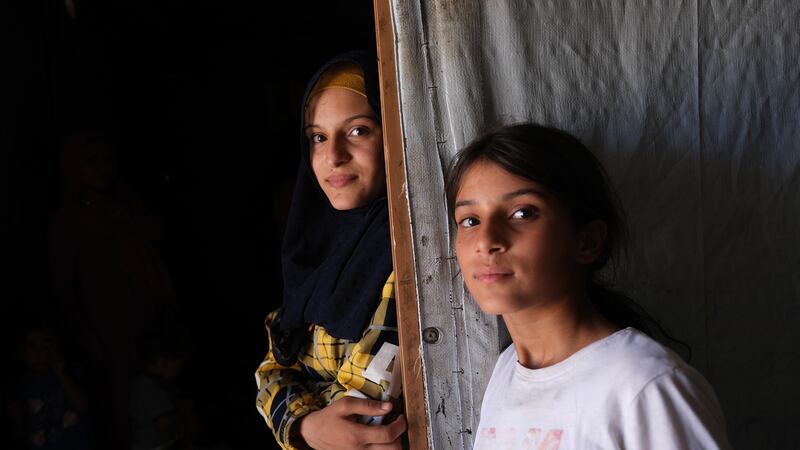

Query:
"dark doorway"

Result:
[[2, 1, 377, 448]]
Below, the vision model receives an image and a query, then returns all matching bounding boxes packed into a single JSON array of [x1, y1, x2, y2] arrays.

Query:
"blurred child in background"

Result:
[[6, 316, 92, 449], [130, 324, 192, 450]]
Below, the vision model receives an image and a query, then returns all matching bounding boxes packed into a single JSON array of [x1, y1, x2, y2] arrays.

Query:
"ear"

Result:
[[576, 219, 607, 265]]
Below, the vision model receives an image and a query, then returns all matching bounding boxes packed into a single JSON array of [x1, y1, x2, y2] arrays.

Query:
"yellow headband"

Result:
[[307, 62, 366, 103]]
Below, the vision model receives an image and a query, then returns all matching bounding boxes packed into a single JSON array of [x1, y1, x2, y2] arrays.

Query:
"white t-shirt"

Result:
[[474, 328, 731, 450]]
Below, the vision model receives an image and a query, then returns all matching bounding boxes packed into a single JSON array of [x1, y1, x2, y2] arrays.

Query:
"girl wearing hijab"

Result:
[[255, 51, 406, 450]]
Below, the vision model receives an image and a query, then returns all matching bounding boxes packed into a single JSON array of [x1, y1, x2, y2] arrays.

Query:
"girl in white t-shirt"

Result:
[[446, 123, 732, 450]]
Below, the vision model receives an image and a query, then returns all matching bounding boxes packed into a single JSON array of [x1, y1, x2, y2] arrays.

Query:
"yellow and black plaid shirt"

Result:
[[254, 273, 398, 450]]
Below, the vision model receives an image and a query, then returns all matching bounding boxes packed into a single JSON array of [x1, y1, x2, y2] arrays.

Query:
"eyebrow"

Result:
[[454, 188, 547, 209], [502, 188, 548, 200], [304, 114, 377, 130]]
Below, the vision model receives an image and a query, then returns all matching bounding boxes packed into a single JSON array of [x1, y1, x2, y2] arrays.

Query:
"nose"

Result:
[[475, 216, 508, 254], [324, 135, 351, 167]]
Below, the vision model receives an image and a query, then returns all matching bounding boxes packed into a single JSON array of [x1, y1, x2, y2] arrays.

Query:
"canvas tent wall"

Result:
[[375, 1, 800, 449]]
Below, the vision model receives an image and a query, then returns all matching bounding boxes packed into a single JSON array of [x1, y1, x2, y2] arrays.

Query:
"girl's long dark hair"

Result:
[[446, 123, 690, 359]]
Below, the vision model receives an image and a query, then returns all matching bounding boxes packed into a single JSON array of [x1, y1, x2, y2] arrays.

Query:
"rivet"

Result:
[[422, 327, 440, 344]]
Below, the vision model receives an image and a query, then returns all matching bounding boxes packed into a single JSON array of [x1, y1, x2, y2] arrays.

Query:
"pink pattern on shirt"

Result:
[[480, 426, 563, 449]]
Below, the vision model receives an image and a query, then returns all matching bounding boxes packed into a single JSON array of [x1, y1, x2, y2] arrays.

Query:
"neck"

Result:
[[503, 286, 618, 369]]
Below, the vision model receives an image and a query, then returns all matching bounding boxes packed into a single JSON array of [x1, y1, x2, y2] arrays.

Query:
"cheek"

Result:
[[368, 139, 385, 173], [454, 238, 484, 298], [454, 234, 470, 265], [518, 229, 580, 288], [310, 150, 331, 189], [454, 242, 466, 275], [545, 229, 581, 266], [309, 150, 323, 177], [357, 139, 386, 188]]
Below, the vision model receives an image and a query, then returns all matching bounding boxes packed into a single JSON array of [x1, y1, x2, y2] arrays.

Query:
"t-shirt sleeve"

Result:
[[622, 367, 732, 450]]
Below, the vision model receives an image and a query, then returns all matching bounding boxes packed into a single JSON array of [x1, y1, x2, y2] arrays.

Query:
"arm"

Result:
[[622, 367, 732, 450], [255, 310, 324, 450], [297, 273, 406, 449]]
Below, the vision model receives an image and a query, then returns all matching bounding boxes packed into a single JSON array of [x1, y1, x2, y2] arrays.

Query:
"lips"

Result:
[[474, 268, 514, 284], [327, 174, 357, 188]]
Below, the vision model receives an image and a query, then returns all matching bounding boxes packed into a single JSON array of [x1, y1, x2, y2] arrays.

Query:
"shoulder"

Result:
[[593, 330, 730, 447], [366, 271, 397, 329], [264, 308, 281, 328], [606, 331, 731, 448], [381, 271, 395, 300], [614, 330, 721, 412], [600, 329, 726, 422], [591, 328, 689, 391]]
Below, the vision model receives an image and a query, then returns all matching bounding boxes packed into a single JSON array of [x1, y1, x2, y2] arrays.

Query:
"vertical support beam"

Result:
[[373, 1, 431, 449]]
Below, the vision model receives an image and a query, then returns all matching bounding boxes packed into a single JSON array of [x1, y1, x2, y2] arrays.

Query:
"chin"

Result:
[[329, 199, 359, 210], [327, 189, 378, 211], [478, 304, 518, 316], [470, 293, 518, 315], [471, 286, 537, 315]]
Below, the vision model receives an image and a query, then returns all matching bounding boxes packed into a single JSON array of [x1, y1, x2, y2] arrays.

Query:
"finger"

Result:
[[385, 414, 407, 437], [333, 397, 393, 417], [364, 438, 403, 450], [355, 415, 406, 445]]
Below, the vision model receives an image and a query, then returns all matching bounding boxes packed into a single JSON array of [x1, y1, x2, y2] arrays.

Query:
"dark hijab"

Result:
[[271, 51, 393, 365]]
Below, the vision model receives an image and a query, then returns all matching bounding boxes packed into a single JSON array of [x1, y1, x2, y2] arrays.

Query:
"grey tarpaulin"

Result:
[[387, 1, 800, 449]]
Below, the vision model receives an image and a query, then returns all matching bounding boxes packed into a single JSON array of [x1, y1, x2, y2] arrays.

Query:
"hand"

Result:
[[299, 397, 406, 450]]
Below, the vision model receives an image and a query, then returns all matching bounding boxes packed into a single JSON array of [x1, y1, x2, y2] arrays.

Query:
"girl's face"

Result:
[[454, 160, 596, 315], [305, 88, 385, 210]]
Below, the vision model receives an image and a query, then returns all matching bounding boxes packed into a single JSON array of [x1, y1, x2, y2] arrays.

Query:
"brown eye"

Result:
[[350, 126, 369, 137], [310, 134, 326, 144], [511, 207, 537, 219], [458, 217, 480, 228]]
